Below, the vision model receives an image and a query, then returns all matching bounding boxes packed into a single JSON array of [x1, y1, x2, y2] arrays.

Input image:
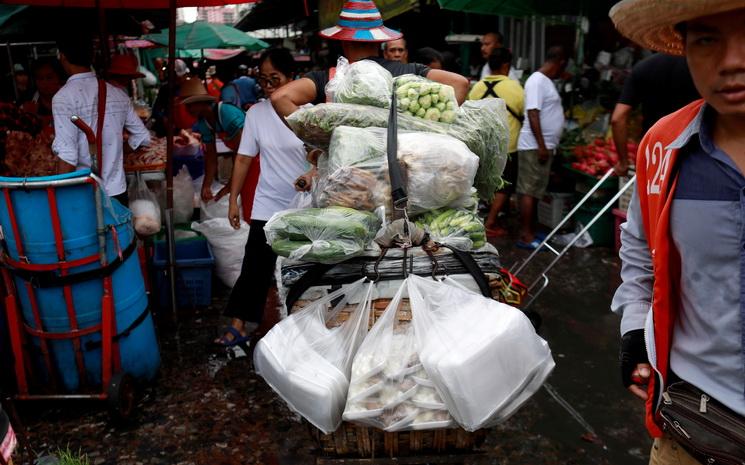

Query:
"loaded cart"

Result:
[[0, 115, 160, 419], [255, 83, 551, 464]]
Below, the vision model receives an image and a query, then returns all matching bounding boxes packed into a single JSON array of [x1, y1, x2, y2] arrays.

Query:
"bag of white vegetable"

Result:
[[254, 278, 374, 434], [317, 126, 478, 215], [128, 172, 162, 236], [326, 57, 393, 108], [343, 281, 456, 432], [173, 165, 195, 224], [407, 275, 555, 432], [394, 74, 458, 123], [191, 218, 249, 287]]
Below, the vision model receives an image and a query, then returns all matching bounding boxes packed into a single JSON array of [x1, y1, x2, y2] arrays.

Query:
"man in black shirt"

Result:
[[611, 53, 700, 174], [271, 0, 468, 116]]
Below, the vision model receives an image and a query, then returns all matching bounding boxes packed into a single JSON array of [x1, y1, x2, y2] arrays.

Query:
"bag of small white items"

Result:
[[407, 275, 555, 431], [343, 281, 456, 432], [254, 278, 374, 434], [128, 172, 162, 236]]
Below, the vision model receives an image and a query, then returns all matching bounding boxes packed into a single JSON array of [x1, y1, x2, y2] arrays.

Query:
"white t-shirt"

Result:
[[480, 63, 520, 81], [237, 100, 308, 221], [517, 71, 565, 151]]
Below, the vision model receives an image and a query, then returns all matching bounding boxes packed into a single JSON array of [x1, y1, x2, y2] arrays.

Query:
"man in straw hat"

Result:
[[270, 0, 469, 117], [610, 1, 745, 463]]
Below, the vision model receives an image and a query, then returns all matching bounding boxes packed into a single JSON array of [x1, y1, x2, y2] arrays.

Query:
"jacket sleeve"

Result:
[[611, 187, 654, 336]]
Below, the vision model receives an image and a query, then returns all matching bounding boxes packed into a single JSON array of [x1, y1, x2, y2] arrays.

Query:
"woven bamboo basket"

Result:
[[289, 273, 513, 458]]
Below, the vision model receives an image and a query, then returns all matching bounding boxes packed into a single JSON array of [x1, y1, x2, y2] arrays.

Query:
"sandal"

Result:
[[214, 327, 251, 348], [515, 239, 547, 251]]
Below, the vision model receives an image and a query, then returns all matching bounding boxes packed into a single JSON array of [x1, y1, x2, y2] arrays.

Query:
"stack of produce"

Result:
[[288, 100, 509, 200], [265, 206, 381, 264], [394, 75, 458, 123], [316, 126, 479, 215], [569, 138, 638, 177], [414, 209, 486, 250]]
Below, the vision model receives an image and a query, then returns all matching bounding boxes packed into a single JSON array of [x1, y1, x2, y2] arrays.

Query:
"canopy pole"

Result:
[[166, 0, 178, 323], [96, 0, 110, 73], [6, 44, 18, 102]]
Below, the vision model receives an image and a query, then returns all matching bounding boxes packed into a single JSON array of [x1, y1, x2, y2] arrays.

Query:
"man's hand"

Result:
[[620, 329, 651, 401], [614, 160, 629, 176], [537, 147, 551, 165], [228, 201, 241, 230], [294, 167, 317, 192], [200, 181, 214, 202]]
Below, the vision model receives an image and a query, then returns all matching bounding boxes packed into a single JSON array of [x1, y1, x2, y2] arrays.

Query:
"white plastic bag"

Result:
[[191, 218, 249, 287], [128, 173, 161, 236], [174, 165, 195, 224], [326, 57, 393, 108], [343, 281, 455, 432], [407, 275, 555, 431], [199, 181, 240, 221], [255, 279, 374, 434]]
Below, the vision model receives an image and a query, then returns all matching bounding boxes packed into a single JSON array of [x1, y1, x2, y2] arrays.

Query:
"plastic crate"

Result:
[[153, 237, 214, 308], [537, 192, 573, 229], [618, 169, 636, 212]]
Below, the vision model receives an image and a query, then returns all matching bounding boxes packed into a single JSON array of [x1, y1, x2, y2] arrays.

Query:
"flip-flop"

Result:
[[214, 327, 251, 348], [515, 239, 547, 251], [486, 227, 509, 238]]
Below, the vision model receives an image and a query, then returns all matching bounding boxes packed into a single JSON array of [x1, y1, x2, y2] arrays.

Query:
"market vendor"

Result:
[[180, 78, 260, 220], [20, 58, 65, 130], [270, 0, 469, 118]]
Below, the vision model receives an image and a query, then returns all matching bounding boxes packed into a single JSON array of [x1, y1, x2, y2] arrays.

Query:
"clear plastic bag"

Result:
[[264, 206, 381, 264], [199, 181, 240, 221], [407, 275, 555, 432], [414, 208, 486, 251], [317, 126, 478, 215], [287, 99, 509, 200], [254, 279, 374, 434], [394, 74, 458, 123], [128, 172, 162, 236], [173, 165, 195, 224], [343, 280, 455, 432], [326, 57, 393, 108], [191, 218, 249, 287]]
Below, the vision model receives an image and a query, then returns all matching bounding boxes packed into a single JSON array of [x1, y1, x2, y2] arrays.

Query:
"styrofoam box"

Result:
[[538, 192, 573, 229]]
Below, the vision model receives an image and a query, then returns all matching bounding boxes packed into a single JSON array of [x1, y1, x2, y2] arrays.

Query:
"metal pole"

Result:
[[166, 0, 178, 323], [6, 44, 18, 102]]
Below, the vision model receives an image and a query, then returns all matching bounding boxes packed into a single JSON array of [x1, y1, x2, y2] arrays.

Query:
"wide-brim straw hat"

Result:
[[319, 0, 402, 43], [610, 0, 745, 55], [180, 77, 216, 105]]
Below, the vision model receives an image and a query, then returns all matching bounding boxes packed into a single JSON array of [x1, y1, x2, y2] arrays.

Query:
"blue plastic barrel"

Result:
[[0, 170, 160, 392]]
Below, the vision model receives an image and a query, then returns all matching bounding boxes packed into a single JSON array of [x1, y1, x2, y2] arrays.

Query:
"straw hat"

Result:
[[107, 54, 145, 78], [320, 0, 402, 43], [609, 0, 745, 55], [180, 78, 216, 105]]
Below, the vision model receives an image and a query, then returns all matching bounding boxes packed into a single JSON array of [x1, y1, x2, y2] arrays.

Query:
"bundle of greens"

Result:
[[264, 206, 381, 264], [326, 57, 393, 108], [287, 99, 509, 200], [394, 74, 457, 123], [415, 208, 486, 251]]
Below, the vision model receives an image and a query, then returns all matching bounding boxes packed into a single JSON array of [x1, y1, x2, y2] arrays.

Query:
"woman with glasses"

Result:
[[213, 48, 308, 347]]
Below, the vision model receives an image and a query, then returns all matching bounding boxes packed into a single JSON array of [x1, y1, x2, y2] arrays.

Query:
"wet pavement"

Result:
[[9, 229, 651, 465]]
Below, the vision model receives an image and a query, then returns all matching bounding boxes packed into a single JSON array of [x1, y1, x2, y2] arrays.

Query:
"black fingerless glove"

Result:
[[620, 329, 649, 388]]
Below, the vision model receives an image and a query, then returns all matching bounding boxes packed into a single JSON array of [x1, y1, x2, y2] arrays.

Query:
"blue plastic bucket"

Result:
[[0, 170, 160, 392]]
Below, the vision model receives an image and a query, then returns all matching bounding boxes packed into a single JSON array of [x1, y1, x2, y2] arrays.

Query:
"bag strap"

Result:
[[84, 306, 152, 351], [388, 91, 407, 207], [95, 78, 107, 173], [481, 78, 524, 124], [436, 244, 491, 298]]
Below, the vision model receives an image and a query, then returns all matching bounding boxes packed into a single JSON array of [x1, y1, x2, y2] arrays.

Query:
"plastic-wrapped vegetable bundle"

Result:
[[415, 208, 486, 251], [343, 281, 456, 431], [264, 206, 381, 264], [394, 74, 458, 123], [316, 126, 478, 215], [287, 100, 509, 199], [326, 57, 393, 108]]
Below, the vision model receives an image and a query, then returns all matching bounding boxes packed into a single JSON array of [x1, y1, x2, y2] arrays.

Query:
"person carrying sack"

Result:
[[468, 47, 525, 239], [610, 1, 745, 463]]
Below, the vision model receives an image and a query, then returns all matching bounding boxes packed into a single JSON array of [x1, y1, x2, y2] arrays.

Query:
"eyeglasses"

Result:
[[258, 76, 282, 87]]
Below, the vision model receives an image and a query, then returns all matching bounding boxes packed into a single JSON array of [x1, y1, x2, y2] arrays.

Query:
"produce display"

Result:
[[569, 137, 638, 177], [316, 126, 478, 215], [264, 206, 382, 264], [125, 136, 167, 171], [415, 209, 486, 251], [288, 101, 509, 199], [327, 57, 393, 108], [394, 75, 457, 123]]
